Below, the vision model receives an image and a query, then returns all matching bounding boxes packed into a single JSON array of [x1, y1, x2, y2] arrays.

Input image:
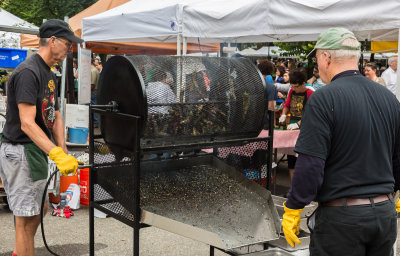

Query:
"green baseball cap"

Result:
[[307, 27, 360, 58]]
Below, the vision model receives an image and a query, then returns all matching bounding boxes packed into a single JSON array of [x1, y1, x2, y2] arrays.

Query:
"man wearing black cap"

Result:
[[282, 27, 400, 255], [0, 19, 83, 256]]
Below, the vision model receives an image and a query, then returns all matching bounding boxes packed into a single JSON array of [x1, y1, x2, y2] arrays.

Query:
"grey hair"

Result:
[[388, 56, 398, 65], [39, 38, 51, 47], [325, 38, 361, 62]]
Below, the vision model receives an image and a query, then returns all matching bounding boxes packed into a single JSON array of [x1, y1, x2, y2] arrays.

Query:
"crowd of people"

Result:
[[256, 54, 398, 132]]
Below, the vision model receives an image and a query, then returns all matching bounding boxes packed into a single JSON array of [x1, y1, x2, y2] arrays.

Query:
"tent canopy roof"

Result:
[[20, 0, 219, 54], [69, 0, 130, 38], [0, 8, 38, 34], [0, 8, 38, 28], [82, 0, 400, 43]]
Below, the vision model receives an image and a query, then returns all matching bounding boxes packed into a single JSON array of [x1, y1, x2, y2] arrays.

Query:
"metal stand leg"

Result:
[[210, 246, 215, 256], [272, 166, 277, 195], [90, 203, 94, 256], [133, 118, 141, 256], [89, 106, 95, 256], [134, 227, 139, 256]]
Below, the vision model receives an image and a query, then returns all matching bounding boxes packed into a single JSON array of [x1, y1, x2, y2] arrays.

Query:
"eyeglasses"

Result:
[[56, 37, 73, 50], [312, 51, 331, 63]]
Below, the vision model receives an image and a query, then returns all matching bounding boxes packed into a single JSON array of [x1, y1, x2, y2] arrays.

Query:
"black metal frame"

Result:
[[88, 104, 274, 256], [89, 105, 143, 256]]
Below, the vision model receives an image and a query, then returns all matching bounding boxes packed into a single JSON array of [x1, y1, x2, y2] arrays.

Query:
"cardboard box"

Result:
[[65, 104, 89, 145], [65, 104, 89, 128]]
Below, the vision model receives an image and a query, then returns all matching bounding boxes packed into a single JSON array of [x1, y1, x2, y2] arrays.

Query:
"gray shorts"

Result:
[[0, 143, 48, 216]]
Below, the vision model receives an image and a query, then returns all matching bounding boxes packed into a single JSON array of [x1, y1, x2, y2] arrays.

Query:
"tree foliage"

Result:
[[242, 42, 316, 60], [1, 0, 98, 26], [273, 42, 316, 60]]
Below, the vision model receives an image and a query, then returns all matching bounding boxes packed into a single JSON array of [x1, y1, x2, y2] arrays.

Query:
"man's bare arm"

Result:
[[18, 102, 56, 154], [52, 110, 67, 153]]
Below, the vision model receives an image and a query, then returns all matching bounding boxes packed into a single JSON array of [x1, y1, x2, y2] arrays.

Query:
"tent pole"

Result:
[[396, 28, 400, 101], [59, 16, 70, 119], [177, 34, 182, 56], [183, 37, 187, 56], [77, 43, 81, 102], [60, 58, 67, 119]]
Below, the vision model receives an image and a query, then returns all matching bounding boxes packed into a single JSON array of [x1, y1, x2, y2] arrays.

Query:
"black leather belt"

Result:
[[322, 194, 392, 207]]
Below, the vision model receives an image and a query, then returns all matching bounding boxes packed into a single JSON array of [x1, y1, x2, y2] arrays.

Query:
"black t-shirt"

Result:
[[3, 54, 59, 144], [295, 72, 400, 202], [288, 90, 308, 122]]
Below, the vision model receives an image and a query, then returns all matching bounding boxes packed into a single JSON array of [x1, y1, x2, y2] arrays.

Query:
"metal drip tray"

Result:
[[247, 248, 295, 255], [94, 155, 280, 250], [140, 156, 280, 250]]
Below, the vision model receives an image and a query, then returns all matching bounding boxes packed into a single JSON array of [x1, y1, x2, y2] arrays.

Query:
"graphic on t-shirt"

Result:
[[290, 94, 305, 119], [42, 79, 56, 129]]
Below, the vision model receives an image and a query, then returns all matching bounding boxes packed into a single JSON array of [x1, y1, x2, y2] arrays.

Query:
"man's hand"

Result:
[[287, 123, 299, 130], [49, 147, 82, 176], [282, 202, 304, 247], [279, 114, 287, 123]]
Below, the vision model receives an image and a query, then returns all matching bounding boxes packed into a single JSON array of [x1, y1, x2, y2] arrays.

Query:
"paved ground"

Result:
[[0, 157, 399, 256], [0, 203, 230, 256]]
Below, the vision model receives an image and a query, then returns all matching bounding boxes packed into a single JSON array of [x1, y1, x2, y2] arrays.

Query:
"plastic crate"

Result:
[[243, 166, 267, 187], [0, 48, 27, 68]]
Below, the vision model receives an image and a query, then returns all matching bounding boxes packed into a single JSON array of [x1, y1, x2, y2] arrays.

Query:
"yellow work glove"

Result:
[[49, 147, 82, 176], [396, 198, 400, 213], [282, 201, 304, 248]]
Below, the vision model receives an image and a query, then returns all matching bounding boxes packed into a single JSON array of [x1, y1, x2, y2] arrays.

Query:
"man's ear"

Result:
[[324, 52, 332, 66], [51, 36, 57, 48]]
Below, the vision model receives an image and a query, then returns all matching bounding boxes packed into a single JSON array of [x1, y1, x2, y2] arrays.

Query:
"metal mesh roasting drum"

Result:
[[90, 55, 277, 255], [97, 55, 267, 151]]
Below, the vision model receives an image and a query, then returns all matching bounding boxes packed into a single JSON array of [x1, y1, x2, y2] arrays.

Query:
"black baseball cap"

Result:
[[39, 19, 83, 43]]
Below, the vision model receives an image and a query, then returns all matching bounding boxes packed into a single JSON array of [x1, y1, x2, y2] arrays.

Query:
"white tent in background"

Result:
[[82, 0, 400, 99], [239, 48, 257, 56], [238, 46, 289, 58], [82, 0, 400, 43], [363, 52, 398, 60], [254, 46, 293, 58], [0, 8, 38, 48]]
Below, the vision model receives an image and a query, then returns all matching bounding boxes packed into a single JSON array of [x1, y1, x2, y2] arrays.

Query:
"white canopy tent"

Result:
[[239, 46, 292, 58], [363, 52, 398, 60], [238, 48, 256, 56], [0, 8, 38, 48], [82, 0, 400, 43], [82, 0, 400, 99]]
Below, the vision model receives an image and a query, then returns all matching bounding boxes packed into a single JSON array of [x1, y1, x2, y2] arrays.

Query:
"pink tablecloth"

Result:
[[203, 129, 300, 157], [259, 129, 300, 155]]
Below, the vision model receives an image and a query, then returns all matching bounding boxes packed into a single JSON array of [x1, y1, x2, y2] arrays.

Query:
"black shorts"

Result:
[[287, 155, 297, 169]]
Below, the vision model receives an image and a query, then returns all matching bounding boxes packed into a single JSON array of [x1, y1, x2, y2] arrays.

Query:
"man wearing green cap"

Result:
[[282, 27, 400, 255]]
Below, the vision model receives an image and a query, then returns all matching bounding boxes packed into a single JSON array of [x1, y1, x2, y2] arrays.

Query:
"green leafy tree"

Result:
[[273, 42, 316, 60], [241, 42, 316, 62], [1, 0, 97, 26]]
